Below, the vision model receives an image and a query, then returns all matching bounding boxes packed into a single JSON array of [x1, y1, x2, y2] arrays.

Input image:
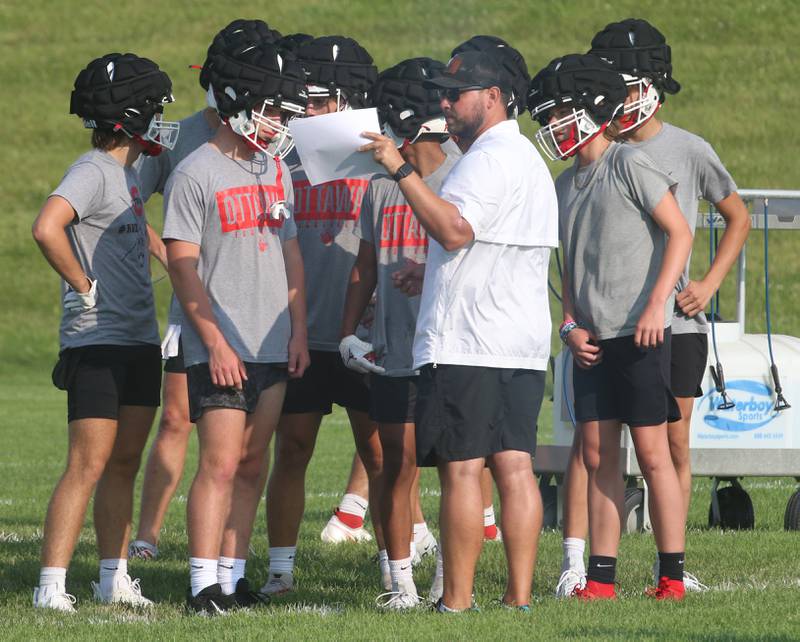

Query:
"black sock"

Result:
[[658, 552, 685, 581], [587, 555, 616, 584]]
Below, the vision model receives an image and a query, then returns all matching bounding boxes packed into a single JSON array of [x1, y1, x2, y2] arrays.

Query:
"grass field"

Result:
[[1, 0, 800, 639]]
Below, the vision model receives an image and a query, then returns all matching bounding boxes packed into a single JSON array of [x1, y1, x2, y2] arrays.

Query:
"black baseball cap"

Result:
[[423, 50, 512, 94]]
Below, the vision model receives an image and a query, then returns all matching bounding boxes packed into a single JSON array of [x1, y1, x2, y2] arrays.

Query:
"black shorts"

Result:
[[282, 350, 370, 415], [186, 362, 288, 423], [370, 375, 418, 424], [53, 344, 162, 422], [670, 332, 708, 398], [164, 338, 186, 374], [414, 364, 545, 467], [573, 330, 681, 428]]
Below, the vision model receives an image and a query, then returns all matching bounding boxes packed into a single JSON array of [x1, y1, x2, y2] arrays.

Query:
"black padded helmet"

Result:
[[277, 33, 315, 55], [296, 35, 378, 109], [371, 57, 448, 145], [208, 42, 308, 119], [199, 19, 282, 91], [528, 53, 626, 126], [70, 52, 174, 137], [589, 18, 680, 95], [452, 35, 530, 117]]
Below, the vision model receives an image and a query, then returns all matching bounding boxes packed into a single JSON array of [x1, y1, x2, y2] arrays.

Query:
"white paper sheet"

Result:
[[288, 108, 384, 186]]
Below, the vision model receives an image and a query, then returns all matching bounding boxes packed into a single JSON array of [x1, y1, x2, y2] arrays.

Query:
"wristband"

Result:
[[559, 320, 579, 345]]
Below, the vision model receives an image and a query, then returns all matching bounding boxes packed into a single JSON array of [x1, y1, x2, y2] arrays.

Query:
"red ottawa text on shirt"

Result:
[[292, 178, 368, 222], [380, 205, 428, 249]]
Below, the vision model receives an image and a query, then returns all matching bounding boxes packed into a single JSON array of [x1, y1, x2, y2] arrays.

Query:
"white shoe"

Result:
[[412, 530, 438, 566], [484, 525, 503, 542], [33, 585, 77, 612], [379, 561, 392, 592], [376, 590, 422, 610], [555, 568, 586, 598], [259, 573, 295, 596], [320, 512, 373, 543], [91, 574, 153, 607], [128, 540, 158, 560]]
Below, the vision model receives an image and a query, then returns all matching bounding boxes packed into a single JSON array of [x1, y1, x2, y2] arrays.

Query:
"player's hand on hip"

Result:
[[676, 279, 714, 318], [634, 303, 665, 349], [391, 258, 425, 296], [208, 340, 248, 390], [63, 277, 97, 312], [339, 335, 385, 374], [288, 334, 310, 379], [359, 131, 404, 175], [566, 328, 603, 369]]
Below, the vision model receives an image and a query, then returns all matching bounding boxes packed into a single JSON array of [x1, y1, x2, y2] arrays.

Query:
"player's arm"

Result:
[[636, 191, 693, 348], [32, 195, 92, 294], [561, 264, 602, 368], [146, 222, 168, 270], [676, 192, 750, 318], [359, 132, 473, 251], [341, 239, 378, 337], [282, 237, 310, 378], [167, 239, 247, 389]]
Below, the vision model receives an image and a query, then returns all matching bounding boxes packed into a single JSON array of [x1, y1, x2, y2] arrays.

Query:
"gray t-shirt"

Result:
[[357, 154, 457, 376], [51, 150, 160, 350], [162, 143, 297, 367], [285, 149, 369, 351], [625, 122, 737, 334], [555, 143, 677, 340], [136, 109, 218, 326]]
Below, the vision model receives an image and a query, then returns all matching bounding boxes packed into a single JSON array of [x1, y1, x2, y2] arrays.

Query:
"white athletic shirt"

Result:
[[412, 119, 558, 371]]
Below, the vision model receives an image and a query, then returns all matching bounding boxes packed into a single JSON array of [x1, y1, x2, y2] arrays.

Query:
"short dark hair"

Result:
[[91, 128, 127, 150]]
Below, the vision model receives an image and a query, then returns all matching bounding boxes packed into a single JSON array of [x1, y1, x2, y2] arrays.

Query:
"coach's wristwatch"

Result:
[[392, 162, 415, 182]]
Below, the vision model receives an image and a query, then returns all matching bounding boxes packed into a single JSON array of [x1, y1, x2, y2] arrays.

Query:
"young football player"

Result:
[[163, 41, 309, 613], [32, 52, 179, 611], [529, 53, 693, 600]]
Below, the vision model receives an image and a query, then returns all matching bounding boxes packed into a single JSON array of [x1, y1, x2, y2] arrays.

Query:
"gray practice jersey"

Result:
[[136, 109, 218, 326], [625, 123, 738, 334], [162, 143, 297, 367], [556, 143, 676, 340], [51, 150, 160, 350], [357, 154, 458, 376], [285, 149, 369, 351]]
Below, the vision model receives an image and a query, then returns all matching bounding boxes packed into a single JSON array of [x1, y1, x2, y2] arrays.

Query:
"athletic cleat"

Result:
[[320, 511, 373, 543], [91, 574, 153, 607], [645, 577, 685, 601], [33, 585, 77, 612], [186, 583, 234, 615], [484, 524, 502, 541], [434, 597, 480, 613], [259, 572, 295, 596], [571, 579, 616, 600], [555, 568, 587, 598], [412, 530, 438, 566], [497, 600, 531, 612], [652, 560, 707, 592], [128, 539, 158, 560], [376, 590, 423, 610], [233, 577, 271, 608]]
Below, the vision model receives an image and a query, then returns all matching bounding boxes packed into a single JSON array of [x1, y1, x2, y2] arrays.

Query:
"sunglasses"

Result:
[[436, 86, 485, 103]]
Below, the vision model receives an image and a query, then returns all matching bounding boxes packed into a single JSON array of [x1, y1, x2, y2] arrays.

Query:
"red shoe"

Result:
[[571, 579, 616, 600], [646, 577, 685, 601], [484, 524, 502, 541]]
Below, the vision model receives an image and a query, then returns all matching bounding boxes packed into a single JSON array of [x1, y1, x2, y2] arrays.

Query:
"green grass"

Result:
[[2, 0, 800, 638]]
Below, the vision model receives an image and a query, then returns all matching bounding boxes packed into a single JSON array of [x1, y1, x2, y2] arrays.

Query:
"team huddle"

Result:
[[31, 16, 749, 614]]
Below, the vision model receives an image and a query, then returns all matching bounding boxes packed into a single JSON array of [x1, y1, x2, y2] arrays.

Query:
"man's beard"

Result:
[[446, 104, 484, 142]]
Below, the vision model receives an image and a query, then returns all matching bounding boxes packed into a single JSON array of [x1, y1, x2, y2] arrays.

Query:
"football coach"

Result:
[[360, 48, 558, 611]]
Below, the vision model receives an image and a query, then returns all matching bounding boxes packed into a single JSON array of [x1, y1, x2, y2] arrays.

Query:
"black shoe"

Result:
[[186, 583, 234, 615], [234, 578, 271, 608]]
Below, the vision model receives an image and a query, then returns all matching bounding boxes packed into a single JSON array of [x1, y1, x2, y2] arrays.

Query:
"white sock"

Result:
[[189, 557, 218, 597], [562, 538, 586, 573], [338, 493, 368, 519], [483, 505, 496, 527], [218, 556, 246, 595], [389, 556, 416, 594], [378, 549, 390, 577], [410, 540, 417, 560], [99, 558, 127, 596], [268, 546, 296, 576], [413, 522, 429, 541], [39, 567, 67, 594], [433, 548, 444, 581]]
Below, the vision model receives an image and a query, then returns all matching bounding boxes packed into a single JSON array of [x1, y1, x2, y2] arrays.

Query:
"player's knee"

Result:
[[199, 453, 239, 486], [275, 435, 314, 469], [158, 403, 192, 436]]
